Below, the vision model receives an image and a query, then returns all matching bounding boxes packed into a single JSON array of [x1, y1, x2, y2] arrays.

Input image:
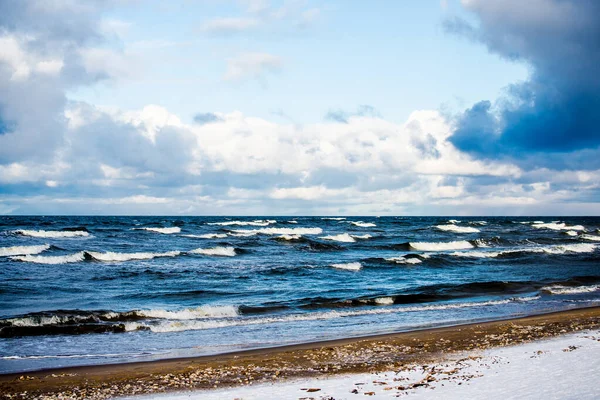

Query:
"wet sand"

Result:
[[2, 306, 600, 399]]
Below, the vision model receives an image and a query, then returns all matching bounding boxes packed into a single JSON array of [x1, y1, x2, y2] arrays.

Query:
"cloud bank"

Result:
[[446, 0, 600, 166], [0, 0, 599, 215]]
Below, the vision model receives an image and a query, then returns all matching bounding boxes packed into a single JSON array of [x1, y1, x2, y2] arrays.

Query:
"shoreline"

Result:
[[2, 306, 600, 399]]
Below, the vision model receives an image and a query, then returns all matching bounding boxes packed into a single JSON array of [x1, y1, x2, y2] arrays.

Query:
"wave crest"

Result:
[[189, 246, 236, 257], [0, 244, 50, 257], [14, 230, 89, 238], [436, 224, 480, 233]]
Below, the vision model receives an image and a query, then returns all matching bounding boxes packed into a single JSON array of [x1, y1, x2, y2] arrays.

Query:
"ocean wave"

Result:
[[189, 246, 236, 257], [276, 234, 303, 241], [348, 221, 376, 227], [435, 224, 480, 233], [10, 252, 86, 264], [0, 244, 50, 257], [231, 227, 323, 235], [531, 222, 585, 231], [330, 262, 362, 271], [373, 297, 395, 305], [565, 230, 579, 236], [207, 220, 276, 227], [541, 284, 600, 295], [448, 219, 461, 224], [409, 240, 474, 251], [86, 251, 180, 262], [449, 243, 596, 258], [13, 229, 89, 238], [182, 233, 228, 239], [319, 233, 360, 243], [128, 296, 539, 334], [582, 234, 600, 241], [322, 217, 346, 220], [385, 256, 422, 264], [136, 305, 239, 319], [137, 227, 181, 234]]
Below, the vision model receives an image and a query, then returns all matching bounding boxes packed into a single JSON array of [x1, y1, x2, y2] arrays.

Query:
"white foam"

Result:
[[449, 243, 596, 258], [14, 229, 89, 238], [582, 234, 600, 241], [374, 297, 395, 305], [330, 262, 362, 271], [532, 222, 585, 231], [277, 234, 302, 240], [137, 305, 239, 319], [231, 227, 322, 235], [320, 233, 356, 243], [565, 230, 579, 236], [436, 224, 480, 233], [189, 246, 236, 257], [207, 220, 276, 227], [138, 227, 181, 234], [409, 240, 474, 251], [182, 233, 228, 239], [0, 244, 50, 257], [448, 219, 461, 224], [86, 251, 180, 262], [133, 296, 539, 333], [322, 217, 346, 220], [10, 252, 86, 264], [542, 284, 600, 295], [385, 257, 423, 264], [348, 221, 376, 227], [287, 220, 298, 224]]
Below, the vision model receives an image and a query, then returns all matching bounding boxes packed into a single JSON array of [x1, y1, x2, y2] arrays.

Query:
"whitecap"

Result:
[[435, 224, 480, 233], [542, 284, 600, 295], [0, 244, 50, 257], [137, 305, 239, 319], [182, 233, 228, 239], [86, 251, 180, 262], [277, 234, 302, 240], [189, 246, 236, 257], [581, 234, 600, 241], [11, 252, 86, 264], [330, 262, 362, 271], [385, 257, 422, 264], [207, 220, 276, 227], [322, 217, 346, 220], [320, 233, 356, 243], [564, 230, 579, 236], [348, 221, 376, 227], [532, 222, 585, 231], [137, 227, 181, 234], [374, 297, 395, 305], [14, 230, 89, 238], [231, 227, 322, 235], [409, 240, 474, 251]]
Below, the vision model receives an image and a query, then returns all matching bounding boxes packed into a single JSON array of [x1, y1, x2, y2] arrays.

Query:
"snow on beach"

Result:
[[137, 330, 600, 400]]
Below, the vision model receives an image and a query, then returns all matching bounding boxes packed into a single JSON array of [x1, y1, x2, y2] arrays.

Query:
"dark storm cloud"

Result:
[[446, 0, 600, 163]]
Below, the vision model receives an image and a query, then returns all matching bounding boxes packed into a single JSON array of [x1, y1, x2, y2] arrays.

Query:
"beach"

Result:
[[2, 306, 600, 399]]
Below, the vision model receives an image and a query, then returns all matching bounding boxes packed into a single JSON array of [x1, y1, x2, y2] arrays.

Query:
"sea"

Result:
[[1, 216, 599, 374]]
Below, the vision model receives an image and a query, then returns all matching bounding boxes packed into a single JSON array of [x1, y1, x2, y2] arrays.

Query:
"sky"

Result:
[[0, 0, 598, 216]]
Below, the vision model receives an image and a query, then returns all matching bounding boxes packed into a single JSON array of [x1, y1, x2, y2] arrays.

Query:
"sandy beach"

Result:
[[2, 306, 600, 399]]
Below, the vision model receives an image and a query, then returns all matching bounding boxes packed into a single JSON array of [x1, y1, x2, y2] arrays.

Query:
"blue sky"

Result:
[[0, 0, 598, 215]]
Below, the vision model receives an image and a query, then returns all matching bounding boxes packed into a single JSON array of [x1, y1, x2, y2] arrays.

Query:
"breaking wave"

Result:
[[182, 233, 228, 239], [435, 224, 480, 233], [581, 234, 600, 241], [231, 227, 323, 235], [86, 251, 180, 262], [409, 240, 474, 251], [207, 220, 276, 227], [449, 243, 596, 258], [348, 221, 376, 227], [137, 227, 181, 234], [10, 252, 86, 264], [189, 246, 236, 257], [532, 222, 585, 231], [0, 244, 50, 257], [385, 256, 423, 264], [13, 230, 89, 238], [542, 284, 600, 295], [330, 262, 362, 271]]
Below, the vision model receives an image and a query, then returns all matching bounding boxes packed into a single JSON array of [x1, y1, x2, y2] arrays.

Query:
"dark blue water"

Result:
[[1, 216, 599, 373]]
